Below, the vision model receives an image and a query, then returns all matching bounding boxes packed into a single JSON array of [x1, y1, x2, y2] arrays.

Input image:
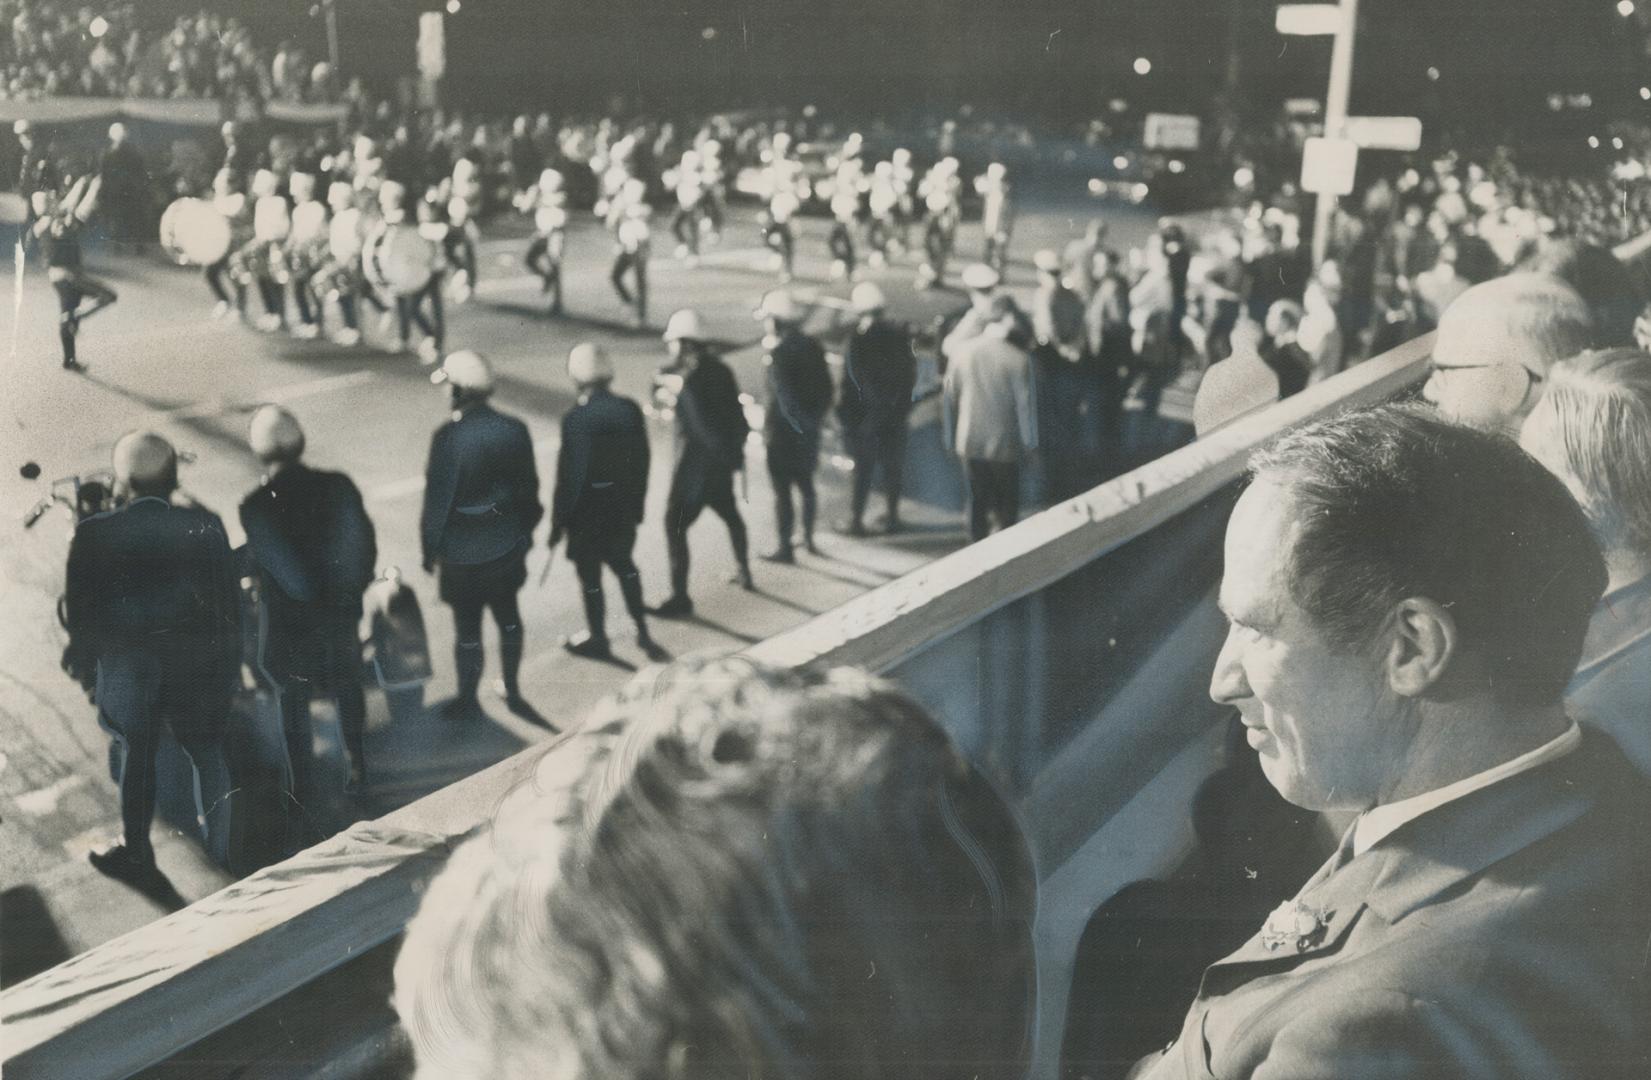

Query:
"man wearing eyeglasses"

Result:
[[1422, 272, 1593, 434]]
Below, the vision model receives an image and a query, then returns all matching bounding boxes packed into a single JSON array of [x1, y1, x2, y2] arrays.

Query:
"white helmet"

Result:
[[248, 405, 306, 462], [755, 289, 803, 323], [663, 308, 706, 344], [850, 282, 888, 314], [567, 342, 614, 386], [429, 349, 494, 393]]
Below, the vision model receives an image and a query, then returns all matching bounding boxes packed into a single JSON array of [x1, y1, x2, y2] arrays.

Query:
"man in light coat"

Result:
[[942, 295, 1038, 541]]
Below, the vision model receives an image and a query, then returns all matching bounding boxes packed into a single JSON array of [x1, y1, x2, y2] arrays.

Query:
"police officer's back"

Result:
[[836, 283, 917, 534], [421, 351, 542, 716], [65, 432, 240, 880], [551, 344, 662, 660], [240, 406, 377, 795], [757, 290, 832, 560]]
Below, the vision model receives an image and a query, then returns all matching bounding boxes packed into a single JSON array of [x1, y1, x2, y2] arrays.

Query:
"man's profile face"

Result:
[[1422, 357, 1537, 434], [1210, 481, 1409, 811]]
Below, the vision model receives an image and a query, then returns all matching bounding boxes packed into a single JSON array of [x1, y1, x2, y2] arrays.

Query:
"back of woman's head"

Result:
[[394, 657, 1038, 1080]]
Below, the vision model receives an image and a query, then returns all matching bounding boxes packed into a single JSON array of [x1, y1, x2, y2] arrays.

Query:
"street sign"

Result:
[[1276, 4, 1343, 36], [1301, 136, 1358, 195], [1144, 113, 1202, 151], [1343, 115, 1423, 152]]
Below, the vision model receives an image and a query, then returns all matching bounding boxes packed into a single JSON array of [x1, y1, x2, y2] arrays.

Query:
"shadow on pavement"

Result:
[[1, 886, 74, 988]]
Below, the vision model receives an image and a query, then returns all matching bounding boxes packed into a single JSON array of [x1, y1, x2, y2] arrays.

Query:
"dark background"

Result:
[[127, 1, 1651, 139]]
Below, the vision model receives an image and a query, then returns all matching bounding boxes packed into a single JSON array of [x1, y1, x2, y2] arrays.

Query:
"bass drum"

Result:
[[362, 222, 433, 296], [159, 197, 232, 266]]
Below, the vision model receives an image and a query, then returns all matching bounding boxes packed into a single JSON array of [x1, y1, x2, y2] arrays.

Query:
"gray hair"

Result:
[[1522, 348, 1651, 559], [393, 657, 1037, 1080]]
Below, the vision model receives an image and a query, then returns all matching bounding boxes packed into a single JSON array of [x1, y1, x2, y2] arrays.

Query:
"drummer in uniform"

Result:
[[371, 180, 444, 363], [204, 167, 250, 320], [421, 351, 542, 720], [446, 154, 483, 302], [284, 172, 329, 340], [549, 343, 665, 663], [523, 167, 568, 316], [237, 168, 290, 333], [31, 175, 116, 372], [866, 160, 900, 268], [318, 180, 365, 346], [827, 157, 864, 281]]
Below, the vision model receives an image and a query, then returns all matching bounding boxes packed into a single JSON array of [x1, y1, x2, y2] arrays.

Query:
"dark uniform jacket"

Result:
[[838, 318, 917, 435], [763, 329, 833, 466], [240, 463, 377, 613], [63, 497, 241, 689], [673, 352, 748, 478], [552, 387, 650, 539], [1130, 728, 1651, 1080], [421, 403, 543, 568]]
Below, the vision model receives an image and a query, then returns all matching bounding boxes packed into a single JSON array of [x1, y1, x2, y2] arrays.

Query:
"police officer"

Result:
[[31, 176, 117, 372], [652, 308, 753, 618], [240, 406, 377, 799], [421, 351, 543, 719], [834, 283, 917, 537], [757, 289, 833, 562], [550, 344, 665, 662], [64, 432, 239, 881]]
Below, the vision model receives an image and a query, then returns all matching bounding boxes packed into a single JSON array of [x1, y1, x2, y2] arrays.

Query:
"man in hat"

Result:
[[939, 262, 1006, 373], [756, 289, 834, 562], [652, 308, 753, 617], [64, 431, 240, 881], [422, 351, 543, 719], [550, 344, 664, 662], [240, 406, 377, 800], [835, 282, 917, 536], [942, 294, 1039, 541]]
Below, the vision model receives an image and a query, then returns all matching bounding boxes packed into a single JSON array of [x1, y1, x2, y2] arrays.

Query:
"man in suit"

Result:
[[64, 432, 240, 882], [422, 351, 543, 720], [549, 343, 664, 663], [834, 282, 917, 536], [240, 406, 377, 799], [1128, 405, 1651, 1080], [942, 294, 1038, 541], [651, 308, 753, 618], [756, 289, 833, 562]]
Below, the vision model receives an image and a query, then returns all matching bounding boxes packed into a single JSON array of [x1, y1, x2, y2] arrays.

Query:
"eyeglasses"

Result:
[[1427, 361, 1543, 387]]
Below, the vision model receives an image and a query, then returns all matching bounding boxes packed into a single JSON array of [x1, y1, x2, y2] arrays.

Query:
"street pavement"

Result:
[[0, 194, 1158, 981]]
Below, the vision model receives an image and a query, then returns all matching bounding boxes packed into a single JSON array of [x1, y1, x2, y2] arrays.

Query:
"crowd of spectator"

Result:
[[3, 1, 344, 103]]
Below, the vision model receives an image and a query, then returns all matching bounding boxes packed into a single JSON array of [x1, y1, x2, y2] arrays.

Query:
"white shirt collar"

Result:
[[1353, 722, 1582, 857]]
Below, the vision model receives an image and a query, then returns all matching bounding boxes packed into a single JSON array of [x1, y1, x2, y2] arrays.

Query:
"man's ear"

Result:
[[1385, 597, 1457, 697]]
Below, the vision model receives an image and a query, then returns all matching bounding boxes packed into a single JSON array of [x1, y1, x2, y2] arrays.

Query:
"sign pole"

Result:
[[1312, 0, 1359, 270]]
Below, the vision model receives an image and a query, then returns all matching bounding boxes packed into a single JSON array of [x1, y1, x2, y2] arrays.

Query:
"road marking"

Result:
[[147, 370, 380, 423], [14, 774, 87, 817], [368, 433, 559, 502]]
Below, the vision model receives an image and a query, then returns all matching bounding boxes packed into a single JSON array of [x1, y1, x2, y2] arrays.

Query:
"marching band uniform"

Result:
[[611, 201, 652, 328], [867, 160, 900, 268], [976, 162, 1015, 275], [319, 180, 365, 346], [523, 167, 568, 315], [669, 149, 707, 263], [762, 133, 802, 282], [917, 157, 962, 290], [206, 168, 250, 320], [828, 159, 864, 281], [31, 177, 116, 372], [285, 172, 329, 340], [446, 154, 483, 302], [237, 168, 290, 332]]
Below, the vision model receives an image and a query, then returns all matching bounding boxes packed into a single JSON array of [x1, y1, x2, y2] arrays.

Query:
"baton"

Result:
[[538, 544, 558, 587]]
